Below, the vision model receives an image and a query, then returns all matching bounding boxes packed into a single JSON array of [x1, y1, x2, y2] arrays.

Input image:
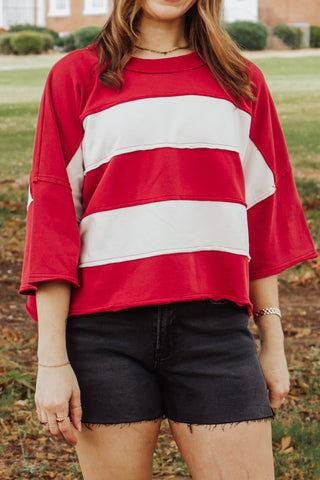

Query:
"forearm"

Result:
[[36, 282, 72, 364], [249, 274, 284, 346]]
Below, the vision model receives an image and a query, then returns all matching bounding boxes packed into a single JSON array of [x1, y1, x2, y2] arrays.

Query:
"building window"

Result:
[[48, 0, 71, 17], [83, 0, 109, 15]]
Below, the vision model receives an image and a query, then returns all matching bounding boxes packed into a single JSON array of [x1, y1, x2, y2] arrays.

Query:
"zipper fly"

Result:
[[156, 305, 162, 353]]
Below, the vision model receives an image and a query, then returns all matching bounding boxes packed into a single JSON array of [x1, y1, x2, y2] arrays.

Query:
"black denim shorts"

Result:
[[65, 300, 273, 427]]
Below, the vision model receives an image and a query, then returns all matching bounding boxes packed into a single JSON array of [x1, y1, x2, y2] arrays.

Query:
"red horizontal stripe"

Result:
[[82, 148, 245, 217], [72, 250, 251, 314], [26, 251, 251, 322]]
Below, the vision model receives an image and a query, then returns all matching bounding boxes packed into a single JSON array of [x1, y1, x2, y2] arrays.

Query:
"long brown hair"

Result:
[[96, 0, 256, 103]]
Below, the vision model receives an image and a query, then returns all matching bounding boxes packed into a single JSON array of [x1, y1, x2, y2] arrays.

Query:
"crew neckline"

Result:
[[124, 51, 206, 74]]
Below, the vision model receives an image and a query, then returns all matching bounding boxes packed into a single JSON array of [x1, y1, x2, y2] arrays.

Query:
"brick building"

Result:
[[1, 0, 320, 33], [259, 0, 320, 27], [0, 0, 111, 32]]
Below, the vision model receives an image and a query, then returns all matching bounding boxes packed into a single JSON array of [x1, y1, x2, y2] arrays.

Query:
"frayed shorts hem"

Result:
[[81, 412, 274, 432]]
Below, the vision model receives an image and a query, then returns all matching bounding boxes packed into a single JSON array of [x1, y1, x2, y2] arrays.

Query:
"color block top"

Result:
[[19, 47, 317, 321]]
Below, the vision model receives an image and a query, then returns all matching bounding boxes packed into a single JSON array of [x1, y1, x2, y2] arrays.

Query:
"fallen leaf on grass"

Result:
[[285, 326, 312, 337], [280, 436, 291, 451], [5, 434, 19, 441], [14, 400, 29, 407], [28, 333, 37, 344], [280, 446, 294, 455], [2, 326, 23, 342]]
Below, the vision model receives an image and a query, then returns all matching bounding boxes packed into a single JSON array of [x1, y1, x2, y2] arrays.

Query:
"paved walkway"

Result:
[[246, 48, 320, 59]]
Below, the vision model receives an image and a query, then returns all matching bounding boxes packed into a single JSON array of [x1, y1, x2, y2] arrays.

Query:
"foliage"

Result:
[[2, 27, 56, 54], [55, 26, 100, 52], [310, 25, 320, 48], [8, 24, 59, 43], [9, 31, 45, 55], [41, 33, 54, 52], [225, 21, 268, 51], [274, 24, 303, 49], [57, 33, 76, 52], [74, 26, 101, 49], [0, 33, 13, 55], [295, 178, 320, 210]]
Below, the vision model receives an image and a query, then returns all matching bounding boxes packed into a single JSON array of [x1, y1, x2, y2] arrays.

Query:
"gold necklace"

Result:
[[135, 44, 189, 55]]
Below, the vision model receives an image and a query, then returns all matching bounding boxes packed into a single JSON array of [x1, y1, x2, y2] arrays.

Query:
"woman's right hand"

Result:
[[35, 364, 82, 446]]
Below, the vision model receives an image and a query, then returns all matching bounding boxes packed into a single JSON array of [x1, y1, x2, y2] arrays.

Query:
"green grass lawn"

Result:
[[254, 56, 320, 171]]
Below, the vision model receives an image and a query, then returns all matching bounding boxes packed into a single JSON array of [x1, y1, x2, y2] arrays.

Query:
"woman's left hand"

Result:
[[259, 344, 290, 411]]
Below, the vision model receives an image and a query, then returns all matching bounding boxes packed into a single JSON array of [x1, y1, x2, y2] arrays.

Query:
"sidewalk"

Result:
[[245, 48, 320, 59]]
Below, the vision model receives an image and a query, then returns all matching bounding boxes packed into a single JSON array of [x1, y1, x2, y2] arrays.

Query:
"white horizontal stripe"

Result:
[[67, 145, 85, 222], [244, 139, 276, 209], [82, 95, 251, 173], [79, 200, 249, 268]]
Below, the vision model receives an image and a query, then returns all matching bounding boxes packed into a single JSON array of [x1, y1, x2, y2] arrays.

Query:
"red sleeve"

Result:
[[246, 64, 317, 279], [19, 52, 89, 296]]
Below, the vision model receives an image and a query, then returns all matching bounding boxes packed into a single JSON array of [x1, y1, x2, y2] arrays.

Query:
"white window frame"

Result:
[[83, 0, 108, 16], [48, 0, 71, 17], [36, 0, 46, 26]]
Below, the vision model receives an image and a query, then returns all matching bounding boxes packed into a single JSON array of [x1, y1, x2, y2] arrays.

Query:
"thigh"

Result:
[[169, 419, 274, 480], [73, 419, 162, 480]]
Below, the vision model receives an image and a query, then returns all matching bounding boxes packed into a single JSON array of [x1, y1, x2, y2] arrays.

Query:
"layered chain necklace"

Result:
[[135, 44, 189, 55]]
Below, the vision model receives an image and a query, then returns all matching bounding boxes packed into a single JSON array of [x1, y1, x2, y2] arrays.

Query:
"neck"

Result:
[[134, 14, 191, 58]]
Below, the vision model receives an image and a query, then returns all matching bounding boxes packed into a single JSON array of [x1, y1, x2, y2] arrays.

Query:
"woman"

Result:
[[20, 0, 317, 478]]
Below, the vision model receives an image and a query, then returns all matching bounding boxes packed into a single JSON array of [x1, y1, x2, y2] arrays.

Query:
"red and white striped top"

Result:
[[19, 47, 317, 321]]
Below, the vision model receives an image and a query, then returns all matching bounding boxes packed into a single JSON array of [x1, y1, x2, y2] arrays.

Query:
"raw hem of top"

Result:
[[19, 274, 80, 296], [249, 249, 318, 280], [26, 292, 253, 322], [68, 292, 252, 317]]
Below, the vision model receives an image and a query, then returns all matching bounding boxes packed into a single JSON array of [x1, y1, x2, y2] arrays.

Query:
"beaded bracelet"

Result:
[[253, 307, 282, 323]]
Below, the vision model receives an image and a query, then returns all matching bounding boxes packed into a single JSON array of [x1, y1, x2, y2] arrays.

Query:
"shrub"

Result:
[[0, 33, 13, 54], [58, 33, 76, 52], [74, 26, 101, 49], [225, 21, 268, 51], [274, 24, 303, 49], [9, 31, 44, 54], [310, 25, 320, 48], [41, 32, 54, 51], [9, 24, 59, 43]]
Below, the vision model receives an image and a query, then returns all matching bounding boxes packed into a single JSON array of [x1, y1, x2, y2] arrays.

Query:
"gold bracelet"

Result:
[[38, 361, 70, 368], [253, 307, 282, 323]]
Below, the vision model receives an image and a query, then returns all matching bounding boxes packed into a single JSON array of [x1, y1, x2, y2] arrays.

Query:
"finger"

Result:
[[46, 412, 77, 446], [269, 388, 288, 410], [36, 403, 50, 432], [57, 415, 78, 445], [35, 398, 45, 422], [70, 391, 82, 431], [269, 394, 283, 410], [70, 405, 82, 432], [47, 414, 61, 437]]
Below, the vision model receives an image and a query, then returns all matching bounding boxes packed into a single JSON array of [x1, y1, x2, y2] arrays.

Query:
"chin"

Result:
[[142, 0, 197, 21]]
